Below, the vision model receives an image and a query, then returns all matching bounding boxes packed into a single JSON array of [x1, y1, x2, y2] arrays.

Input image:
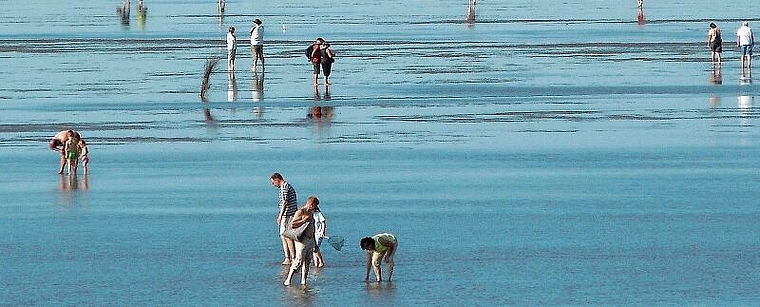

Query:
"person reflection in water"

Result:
[[117, 0, 130, 26], [709, 65, 722, 85], [252, 73, 263, 102], [466, 0, 476, 27], [136, 0, 147, 30], [227, 73, 237, 102]]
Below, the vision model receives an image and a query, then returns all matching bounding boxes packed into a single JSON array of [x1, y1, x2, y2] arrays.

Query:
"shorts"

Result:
[[66, 152, 78, 159], [312, 62, 321, 75], [279, 215, 293, 235], [251, 45, 263, 61], [710, 41, 722, 53], [741, 45, 753, 56]]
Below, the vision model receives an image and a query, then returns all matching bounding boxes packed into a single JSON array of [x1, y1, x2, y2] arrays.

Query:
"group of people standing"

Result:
[[706, 21, 754, 71], [48, 130, 89, 175], [270, 172, 397, 286], [224, 18, 336, 92], [225, 18, 265, 74]]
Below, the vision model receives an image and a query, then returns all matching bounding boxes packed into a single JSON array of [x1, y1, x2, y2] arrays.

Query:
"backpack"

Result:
[[305, 46, 312, 59]]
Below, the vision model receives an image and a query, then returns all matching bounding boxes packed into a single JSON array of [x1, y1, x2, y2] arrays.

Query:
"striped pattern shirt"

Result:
[[279, 181, 298, 217]]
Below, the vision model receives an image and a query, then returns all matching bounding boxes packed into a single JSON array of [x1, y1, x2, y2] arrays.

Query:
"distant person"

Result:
[[707, 23, 723, 64], [271, 172, 298, 265], [307, 38, 325, 85], [227, 26, 237, 71], [319, 42, 336, 86], [283, 196, 318, 286], [360, 233, 398, 282], [249, 18, 264, 73], [312, 200, 328, 267], [637, 0, 643, 9], [736, 22, 754, 70], [49, 130, 81, 174], [63, 132, 79, 175], [78, 139, 90, 175]]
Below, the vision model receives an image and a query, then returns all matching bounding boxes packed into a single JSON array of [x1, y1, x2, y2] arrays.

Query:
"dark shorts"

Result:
[[321, 62, 333, 77], [710, 41, 722, 53], [312, 62, 321, 75]]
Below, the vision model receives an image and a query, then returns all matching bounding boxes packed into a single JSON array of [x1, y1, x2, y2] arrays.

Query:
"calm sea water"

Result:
[[1, 0, 759, 305]]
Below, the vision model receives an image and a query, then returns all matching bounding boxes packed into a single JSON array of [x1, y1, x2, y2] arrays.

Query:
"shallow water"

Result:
[[2, 0, 760, 305]]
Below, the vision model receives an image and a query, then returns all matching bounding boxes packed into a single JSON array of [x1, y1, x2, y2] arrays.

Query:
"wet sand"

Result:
[[2, 0, 760, 305]]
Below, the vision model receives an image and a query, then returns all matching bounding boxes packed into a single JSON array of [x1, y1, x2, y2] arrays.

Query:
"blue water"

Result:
[[2, 0, 760, 305]]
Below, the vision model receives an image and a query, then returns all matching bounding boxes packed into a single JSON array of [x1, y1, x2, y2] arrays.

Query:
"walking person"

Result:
[[226, 26, 237, 72], [319, 42, 335, 87], [283, 196, 319, 286], [360, 233, 398, 282], [736, 21, 754, 70], [707, 22, 723, 65], [270, 172, 298, 265], [249, 18, 264, 73], [307, 38, 325, 86]]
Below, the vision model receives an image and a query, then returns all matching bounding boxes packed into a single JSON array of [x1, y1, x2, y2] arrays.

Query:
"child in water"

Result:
[[63, 132, 79, 174], [312, 201, 327, 267], [78, 139, 89, 175]]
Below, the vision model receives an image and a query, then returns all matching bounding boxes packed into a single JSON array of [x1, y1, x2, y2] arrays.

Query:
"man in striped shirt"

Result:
[[271, 172, 298, 265]]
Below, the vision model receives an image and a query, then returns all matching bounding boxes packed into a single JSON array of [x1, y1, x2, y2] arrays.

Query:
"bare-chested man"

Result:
[[49, 130, 81, 174]]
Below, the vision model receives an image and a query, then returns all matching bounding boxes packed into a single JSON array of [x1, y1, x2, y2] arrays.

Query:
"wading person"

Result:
[[360, 233, 398, 282], [271, 172, 297, 265], [249, 18, 264, 73], [283, 196, 318, 286]]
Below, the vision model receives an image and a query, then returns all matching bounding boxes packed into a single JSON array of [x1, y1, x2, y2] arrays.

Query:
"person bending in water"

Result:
[[360, 233, 398, 282], [49, 130, 80, 174]]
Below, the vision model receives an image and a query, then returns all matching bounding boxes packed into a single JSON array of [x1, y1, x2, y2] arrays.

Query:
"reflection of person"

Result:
[[249, 18, 264, 73], [227, 73, 237, 102], [283, 196, 318, 286], [271, 172, 298, 265], [117, 0, 130, 26], [50, 130, 81, 174], [736, 22, 754, 70], [707, 23, 723, 64], [466, 0, 476, 25], [252, 74, 263, 102], [78, 139, 89, 175], [64, 133, 79, 175], [226, 26, 237, 71], [136, 0, 147, 30], [320, 42, 335, 86], [307, 38, 325, 85], [360, 233, 398, 282], [312, 201, 327, 267], [709, 65, 722, 85]]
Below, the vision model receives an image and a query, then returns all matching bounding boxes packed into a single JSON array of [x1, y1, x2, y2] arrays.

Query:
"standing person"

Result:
[[312, 200, 327, 267], [249, 18, 264, 73], [319, 42, 335, 87], [707, 23, 723, 65], [283, 196, 318, 286], [63, 133, 79, 175], [307, 38, 325, 85], [78, 139, 90, 175], [271, 172, 298, 265], [226, 26, 237, 72], [49, 130, 81, 174], [360, 233, 398, 282], [737, 21, 754, 70]]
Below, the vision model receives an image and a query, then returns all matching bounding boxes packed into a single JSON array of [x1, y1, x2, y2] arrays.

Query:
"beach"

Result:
[[1, 0, 759, 305]]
